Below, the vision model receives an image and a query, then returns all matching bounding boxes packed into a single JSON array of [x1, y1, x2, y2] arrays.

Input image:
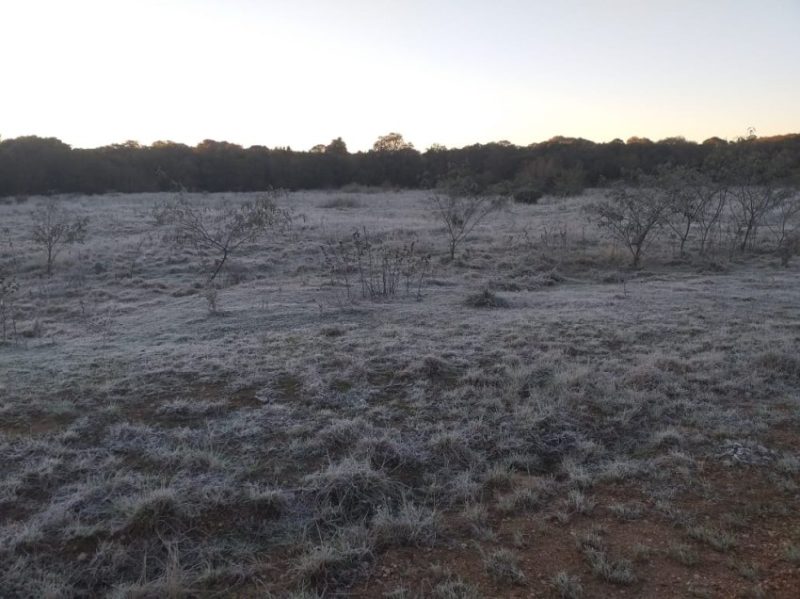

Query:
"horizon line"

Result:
[[4, 131, 800, 153]]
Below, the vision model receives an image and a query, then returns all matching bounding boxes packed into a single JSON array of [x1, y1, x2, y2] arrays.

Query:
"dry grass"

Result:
[[1, 189, 799, 596]]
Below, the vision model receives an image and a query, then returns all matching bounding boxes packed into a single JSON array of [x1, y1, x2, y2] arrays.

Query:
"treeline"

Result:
[[1, 132, 799, 197]]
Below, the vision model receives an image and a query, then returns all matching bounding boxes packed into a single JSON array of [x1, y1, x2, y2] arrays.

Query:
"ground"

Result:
[[0, 189, 798, 598]]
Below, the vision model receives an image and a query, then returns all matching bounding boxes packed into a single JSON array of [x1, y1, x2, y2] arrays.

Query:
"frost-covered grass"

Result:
[[1, 189, 799, 596]]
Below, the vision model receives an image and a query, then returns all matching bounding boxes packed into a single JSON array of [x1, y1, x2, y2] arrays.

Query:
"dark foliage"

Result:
[[1, 133, 798, 197]]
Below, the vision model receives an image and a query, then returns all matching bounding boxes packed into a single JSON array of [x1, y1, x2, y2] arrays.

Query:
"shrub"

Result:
[[321, 229, 430, 302], [464, 289, 509, 308], [586, 175, 668, 268], [431, 178, 505, 259], [31, 201, 89, 276], [158, 191, 289, 282], [512, 188, 543, 205]]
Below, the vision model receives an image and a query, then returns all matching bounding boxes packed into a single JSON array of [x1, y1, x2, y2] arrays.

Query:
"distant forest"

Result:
[[1, 132, 799, 197]]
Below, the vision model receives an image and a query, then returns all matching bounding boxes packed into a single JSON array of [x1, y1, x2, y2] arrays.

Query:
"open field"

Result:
[[1, 190, 799, 598]]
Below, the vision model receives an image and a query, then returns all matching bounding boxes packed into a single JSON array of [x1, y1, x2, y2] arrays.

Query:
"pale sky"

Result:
[[1, 0, 798, 151]]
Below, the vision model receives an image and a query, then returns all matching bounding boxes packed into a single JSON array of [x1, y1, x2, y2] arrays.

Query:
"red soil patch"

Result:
[[351, 464, 800, 598]]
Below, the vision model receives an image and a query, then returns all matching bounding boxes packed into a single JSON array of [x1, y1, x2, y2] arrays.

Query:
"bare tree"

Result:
[[719, 150, 794, 252], [160, 191, 290, 282], [431, 181, 505, 260], [658, 165, 731, 255], [730, 182, 790, 252], [587, 177, 668, 268], [31, 202, 89, 276], [766, 191, 800, 248]]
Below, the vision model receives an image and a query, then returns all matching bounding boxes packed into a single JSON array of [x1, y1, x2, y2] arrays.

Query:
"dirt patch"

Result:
[[351, 464, 800, 598]]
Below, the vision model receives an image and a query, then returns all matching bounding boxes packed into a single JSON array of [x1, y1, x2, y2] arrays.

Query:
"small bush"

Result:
[[464, 289, 509, 309], [431, 180, 506, 259], [321, 228, 430, 302], [319, 196, 361, 209], [512, 188, 543, 205], [31, 201, 89, 276]]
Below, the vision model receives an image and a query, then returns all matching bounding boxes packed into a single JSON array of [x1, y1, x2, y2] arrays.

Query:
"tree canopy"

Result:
[[0, 132, 798, 197]]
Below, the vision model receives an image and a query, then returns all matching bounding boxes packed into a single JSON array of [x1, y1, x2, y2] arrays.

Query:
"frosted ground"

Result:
[[1, 190, 799, 597]]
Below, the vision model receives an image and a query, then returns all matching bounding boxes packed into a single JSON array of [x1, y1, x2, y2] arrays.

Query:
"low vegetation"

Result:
[[1, 178, 799, 596]]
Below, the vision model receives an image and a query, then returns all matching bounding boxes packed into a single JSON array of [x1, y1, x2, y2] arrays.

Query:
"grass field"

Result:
[[1, 190, 799, 598]]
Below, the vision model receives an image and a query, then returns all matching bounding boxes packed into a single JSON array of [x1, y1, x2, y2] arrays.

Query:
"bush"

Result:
[[512, 188, 543, 205], [321, 229, 430, 302], [586, 176, 668, 268], [431, 177, 506, 259], [464, 289, 509, 308], [31, 201, 88, 276], [157, 191, 289, 282]]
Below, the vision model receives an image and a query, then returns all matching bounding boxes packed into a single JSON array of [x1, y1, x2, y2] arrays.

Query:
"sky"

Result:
[[1, 0, 798, 151]]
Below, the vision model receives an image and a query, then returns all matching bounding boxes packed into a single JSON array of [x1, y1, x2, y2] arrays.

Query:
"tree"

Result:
[[160, 191, 290, 282], [725, 151, 792, 252], [657, 164, 708, 255], [587, 176, 668, 268], [325, 137, 349, 156], [431, 177, 505, 260], [372, 132, 414, 152], [31, 202, 89, 276]]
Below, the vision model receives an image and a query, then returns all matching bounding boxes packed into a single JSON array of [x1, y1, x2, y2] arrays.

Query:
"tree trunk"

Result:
[[209, 249, 228, 282]]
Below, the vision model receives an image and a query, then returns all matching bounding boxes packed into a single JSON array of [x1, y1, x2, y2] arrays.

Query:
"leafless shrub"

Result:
[[321, 229, 430, 302], [31, 201, 89, 276], [658, 164, 730, 255], [431, 183, 505, 260], [766, 191, 800, 247], [730, 184, 792, 252], [159, 191, 290, 282], [586, 177, 668, 268]]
